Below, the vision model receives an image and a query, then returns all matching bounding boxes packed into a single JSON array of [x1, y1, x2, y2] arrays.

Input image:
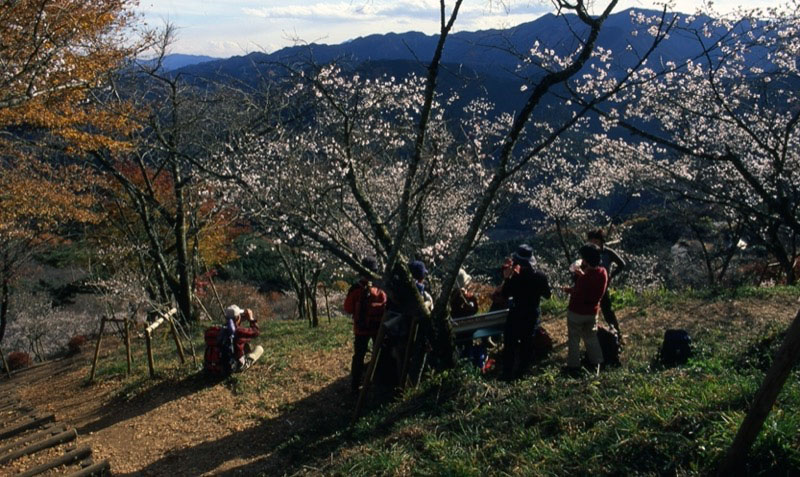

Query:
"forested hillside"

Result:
[[1, 0, 798, 475]]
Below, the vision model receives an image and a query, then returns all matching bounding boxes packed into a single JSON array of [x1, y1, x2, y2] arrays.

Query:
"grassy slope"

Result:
[[91, 286, 800, 476]]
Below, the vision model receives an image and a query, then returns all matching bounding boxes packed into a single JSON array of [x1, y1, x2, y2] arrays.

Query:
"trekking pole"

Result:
[[399, 315, 420, 391], [200, 258, 225, 317]]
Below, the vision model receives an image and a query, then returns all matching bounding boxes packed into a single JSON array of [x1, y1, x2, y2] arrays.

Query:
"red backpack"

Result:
[[204, 326, 227, 375], [346, 282, 387, 335]]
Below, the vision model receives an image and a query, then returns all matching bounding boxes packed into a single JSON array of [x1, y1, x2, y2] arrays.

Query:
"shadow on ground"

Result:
[[113, 375, 394, 476], [76, 371, 218, 436]]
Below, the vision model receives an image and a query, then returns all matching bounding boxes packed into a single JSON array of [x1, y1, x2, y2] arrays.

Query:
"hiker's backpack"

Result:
[[203, 327, 224, 375], [597, 326, 621, 367], [532, 326, 554, 360], [659, 329, 692, 366], [204, 326, 236, 376], [350, 282, 386, 335]]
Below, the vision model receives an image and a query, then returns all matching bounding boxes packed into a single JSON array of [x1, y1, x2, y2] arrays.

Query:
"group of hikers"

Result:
[[207, 229, 626, 390], [342, 229, 626, 391]]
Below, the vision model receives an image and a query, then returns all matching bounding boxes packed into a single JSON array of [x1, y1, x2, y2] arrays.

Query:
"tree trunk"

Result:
[[0, 276, 8, 345], [385, 261, 454, 369], [172, 165, 193, 323], [718, 307, 800, 476], [689, 223, 716, 287]]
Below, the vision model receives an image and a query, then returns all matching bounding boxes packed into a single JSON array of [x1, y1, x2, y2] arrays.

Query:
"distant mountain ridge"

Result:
[[146, 53, 219, 71], [172, 8, 713, 83]]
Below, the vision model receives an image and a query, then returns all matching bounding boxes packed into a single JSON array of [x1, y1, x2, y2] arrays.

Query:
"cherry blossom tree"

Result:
[[215, 0, 675, 366], [585, 2, 800, 471]]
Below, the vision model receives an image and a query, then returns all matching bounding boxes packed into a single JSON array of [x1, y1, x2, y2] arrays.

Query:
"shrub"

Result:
[[198, 279, 272, 321], [67, 335, 88, 355], [331, 280, 350, 293], [7, 351, 32, 370]]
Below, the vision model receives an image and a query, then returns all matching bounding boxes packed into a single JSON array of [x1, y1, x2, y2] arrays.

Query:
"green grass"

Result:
[[330, 307, 800, 476], [86, 287, 800, 476]]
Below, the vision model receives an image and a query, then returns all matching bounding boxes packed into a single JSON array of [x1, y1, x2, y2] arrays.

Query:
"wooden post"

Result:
[[88, 318, 106, 383], [168, 316, 186, 364], [0, 346, 11, 379], [144, 311, 169, 379], [321, 283, 332, 324], [718, 307, 800, 476], [399, 316, 420, 390], [145, 328, 155, 379], [124, 317, 132, 377], [352, 322, 387, 424]]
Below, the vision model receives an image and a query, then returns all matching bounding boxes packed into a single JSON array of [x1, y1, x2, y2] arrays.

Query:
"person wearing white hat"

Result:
[[450, 268, 478, 318], [221, 304, 262, 372]]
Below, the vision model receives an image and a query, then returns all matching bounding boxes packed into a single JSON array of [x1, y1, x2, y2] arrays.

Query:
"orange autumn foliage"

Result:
[[0, 157, 101, 242], [0, 0, 143, 152], [97, 158, 244, 268]]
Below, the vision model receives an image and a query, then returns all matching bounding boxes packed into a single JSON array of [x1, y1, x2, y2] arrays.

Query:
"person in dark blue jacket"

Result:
[[500, 244, 552, 379]]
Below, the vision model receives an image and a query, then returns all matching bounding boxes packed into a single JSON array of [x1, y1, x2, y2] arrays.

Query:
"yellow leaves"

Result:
[[0, 0, 141, 153], [0, 157, 101, 243]]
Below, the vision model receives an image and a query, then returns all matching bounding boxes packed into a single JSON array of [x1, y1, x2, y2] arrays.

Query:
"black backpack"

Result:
[[597, 326, 621, 367], [659, 329, 692, 366]]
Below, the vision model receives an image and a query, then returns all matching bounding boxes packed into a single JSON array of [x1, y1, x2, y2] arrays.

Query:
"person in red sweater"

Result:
[[222, 305, 262, 372], [343, 257, 388, 393], [561, 244, 608, 372]]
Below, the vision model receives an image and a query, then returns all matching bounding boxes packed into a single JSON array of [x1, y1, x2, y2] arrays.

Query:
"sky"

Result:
[[135, 0, 785, 58]]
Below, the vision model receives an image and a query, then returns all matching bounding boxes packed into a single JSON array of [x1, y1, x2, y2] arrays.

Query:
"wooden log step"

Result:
[[65, 458, 110, 477], [0, 400, 22, 410], [0, 424, 67, 455], [0, 406, 33, 417], [0, 414, 55, 440], [15, 444, 91, 477], [0, 411, 40, 428], [0, 398, 20, 408], [0, 428, 77, 465]]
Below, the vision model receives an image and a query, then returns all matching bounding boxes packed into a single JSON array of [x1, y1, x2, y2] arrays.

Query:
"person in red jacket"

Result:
[[344, 257, 388, 393], [561, 244, 608, 373]]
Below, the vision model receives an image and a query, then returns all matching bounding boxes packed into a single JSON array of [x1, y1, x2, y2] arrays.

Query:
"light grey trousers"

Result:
[[566, 310, 604, 368]]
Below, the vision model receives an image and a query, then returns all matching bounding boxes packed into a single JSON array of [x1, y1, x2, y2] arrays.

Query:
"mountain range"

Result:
[[166, 8, 718, 85]]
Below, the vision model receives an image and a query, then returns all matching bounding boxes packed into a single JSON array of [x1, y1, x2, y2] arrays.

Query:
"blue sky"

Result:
[[136, 0, 783, 58]]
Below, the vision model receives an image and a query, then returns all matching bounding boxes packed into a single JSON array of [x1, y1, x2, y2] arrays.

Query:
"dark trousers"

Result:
[[600, 290, 620, 334], [502, 317, 536, 379], [351, 334, 373, 391]]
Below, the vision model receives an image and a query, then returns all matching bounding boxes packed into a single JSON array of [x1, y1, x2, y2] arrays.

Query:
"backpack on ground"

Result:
[[659, 329, 692, 366], [203, 326, 223, 375], [204, 326, 235, 376], [597, 325, 621, 367]]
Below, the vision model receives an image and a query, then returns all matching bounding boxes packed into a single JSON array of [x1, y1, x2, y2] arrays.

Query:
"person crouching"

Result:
[[223, 305, 263, 373]]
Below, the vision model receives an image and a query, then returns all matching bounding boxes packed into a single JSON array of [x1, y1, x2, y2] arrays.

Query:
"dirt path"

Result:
[[3, 294, 799, 475]]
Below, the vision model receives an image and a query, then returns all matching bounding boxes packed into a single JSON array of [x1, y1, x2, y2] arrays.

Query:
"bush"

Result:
[[198, 280, 272, 321], [7, 351, 32, 370], [67, 335, 88, 355]]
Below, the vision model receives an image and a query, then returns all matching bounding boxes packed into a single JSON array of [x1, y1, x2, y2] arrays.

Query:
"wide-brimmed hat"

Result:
[[512, 244, 536, 267], [224, 305, 244, 320], [408, 260, 428, 280], [360, 256, 378, 274], [455, 268, 472, 289]]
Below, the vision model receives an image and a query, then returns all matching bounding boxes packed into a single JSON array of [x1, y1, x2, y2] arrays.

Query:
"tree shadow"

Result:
[[76, 371, 218, 436], [113, 376, 397, 476]]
